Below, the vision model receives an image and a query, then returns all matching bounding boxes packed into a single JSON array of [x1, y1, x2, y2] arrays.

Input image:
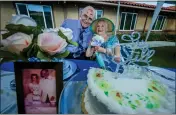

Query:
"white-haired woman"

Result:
[[86, 18, 121, 69]]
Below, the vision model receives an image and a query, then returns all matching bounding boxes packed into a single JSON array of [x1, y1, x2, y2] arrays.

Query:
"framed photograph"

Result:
[[14, 62, 63, 114]]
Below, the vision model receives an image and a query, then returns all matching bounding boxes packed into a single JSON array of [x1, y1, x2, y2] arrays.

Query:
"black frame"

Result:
[[14, 62, 63, 114]]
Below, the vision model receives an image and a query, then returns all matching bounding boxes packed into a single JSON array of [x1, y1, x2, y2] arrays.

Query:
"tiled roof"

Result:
[[165, 6, 176, 11], [103, 1, 176, 11]]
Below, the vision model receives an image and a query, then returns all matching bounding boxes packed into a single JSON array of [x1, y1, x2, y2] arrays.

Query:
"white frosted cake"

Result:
[[82, 66, 175, 114]]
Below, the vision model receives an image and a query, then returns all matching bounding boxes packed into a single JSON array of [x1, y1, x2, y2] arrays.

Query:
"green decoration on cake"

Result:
[[104, 91, 109, 96], [146, 102, 154, 109], [148, 81, 166, 96], [148, 88, 153, 92], [128, 101, 137, 109], [86, 67, 175, 114], [135, 100, 141, 106], [98, 80, 110, 91]]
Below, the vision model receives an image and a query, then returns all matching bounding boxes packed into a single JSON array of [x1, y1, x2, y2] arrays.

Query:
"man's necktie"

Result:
[[73, 29, 85, 58], [79, 29, 85, 47]]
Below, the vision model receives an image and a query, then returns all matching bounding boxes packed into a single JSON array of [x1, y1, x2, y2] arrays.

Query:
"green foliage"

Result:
[[37, 50, 50, 61], [58, 30, 78, 46], [3, 24, 43, 39], [0, 50, 27, 63], [1, 24, 78, 62]]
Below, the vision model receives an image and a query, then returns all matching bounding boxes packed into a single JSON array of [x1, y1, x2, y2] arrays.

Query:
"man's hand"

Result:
[[95, 46, 106, 53]]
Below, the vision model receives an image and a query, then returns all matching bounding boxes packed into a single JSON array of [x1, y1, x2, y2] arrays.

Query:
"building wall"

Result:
[[135, 10, 148, 31], [0, 2, 16, 30], [164, 18, 176, 34], [66, 4, 78, 19], [0, 2, 175, 35], [142, 13, 153, 31], [52, 4, 65, 27], [104, 6, 117, 27], [165, 18, 176, 30]]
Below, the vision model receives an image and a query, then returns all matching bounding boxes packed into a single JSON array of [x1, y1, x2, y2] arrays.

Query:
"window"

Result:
[[152, 15, 166, 30], [79, 8, 103, 19], [16, 3, 54, 29], [96, 10, 103, 19], [120, 12, 137, 30]]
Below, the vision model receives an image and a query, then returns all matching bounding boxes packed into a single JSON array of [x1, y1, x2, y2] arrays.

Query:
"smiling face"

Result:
[[32, 76, 37, 82], [80, 8, 94, 28], [96, 21, 108, 35], [31, 74, 38, 83], [41, 69, 49, 79]]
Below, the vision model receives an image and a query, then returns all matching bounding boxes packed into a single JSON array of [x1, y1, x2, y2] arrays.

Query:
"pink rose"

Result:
[[1, 32, 33, 54], [37, 33, 67, 55]]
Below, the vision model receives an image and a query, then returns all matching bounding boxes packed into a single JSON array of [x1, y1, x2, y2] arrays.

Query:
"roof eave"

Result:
[[79, 1, 175, 13]]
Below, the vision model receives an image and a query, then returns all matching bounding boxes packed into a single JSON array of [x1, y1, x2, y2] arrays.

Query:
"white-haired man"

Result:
[[61, 6, 96, 59]]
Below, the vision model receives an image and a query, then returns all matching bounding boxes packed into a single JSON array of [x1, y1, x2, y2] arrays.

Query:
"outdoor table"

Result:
[[0, 59, 175, 114]]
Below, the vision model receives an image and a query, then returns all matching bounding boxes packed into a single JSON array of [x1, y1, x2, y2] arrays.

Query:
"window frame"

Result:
[[95, 10, 103, 19], [15, 3, 54, 28], [119, 12, 138, 31], [152, 15, 167, 31]]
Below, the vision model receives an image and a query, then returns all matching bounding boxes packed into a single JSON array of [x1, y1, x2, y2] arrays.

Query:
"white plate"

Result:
[[147, 66, 175, 80], [0, 71, 17, 114]]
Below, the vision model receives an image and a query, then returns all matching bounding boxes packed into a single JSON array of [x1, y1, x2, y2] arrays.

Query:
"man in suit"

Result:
[[39, 69, 56, 106], [61, 6, 96, 59]]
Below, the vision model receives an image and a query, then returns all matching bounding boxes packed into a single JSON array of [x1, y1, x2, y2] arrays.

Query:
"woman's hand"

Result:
[[95, 46, 106, 53], [114, 56, 121, 63]]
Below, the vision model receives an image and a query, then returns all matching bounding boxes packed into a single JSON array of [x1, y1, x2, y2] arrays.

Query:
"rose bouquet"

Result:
[[0, 15, 78, 62]]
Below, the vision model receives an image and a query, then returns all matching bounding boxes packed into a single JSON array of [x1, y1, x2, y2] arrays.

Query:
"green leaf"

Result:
[[27, 44, 35, 57], [2, 31, 16, 39], [32, 26, 42, 37], [33, 44, 39, 56], [52, 50, 70, 58], [6, 24, 21, 31], [68, 40, 78, 46], [0, 58, 16, 63], [37, 51, 50, 60], [20, 43, 33, 58], [5, 24, 34, 35], [0, 50, 17, 58], [58, 30, 78, 46], [0, 50, 27, 63], [22, 43, 33, 53]]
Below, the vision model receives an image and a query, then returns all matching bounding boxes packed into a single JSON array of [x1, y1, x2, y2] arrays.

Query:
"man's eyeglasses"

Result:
[[82, 14, 93, 23]]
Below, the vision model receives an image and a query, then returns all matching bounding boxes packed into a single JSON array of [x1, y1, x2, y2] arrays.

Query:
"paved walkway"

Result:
[[121, 41, 176, 48]]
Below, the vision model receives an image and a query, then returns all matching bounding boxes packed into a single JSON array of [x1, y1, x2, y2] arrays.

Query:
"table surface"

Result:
[[0, 59, 176, 114], [1, 59, 176, 81]]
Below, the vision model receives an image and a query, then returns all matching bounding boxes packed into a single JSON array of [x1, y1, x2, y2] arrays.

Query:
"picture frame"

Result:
[[14, 62, 63, 114]]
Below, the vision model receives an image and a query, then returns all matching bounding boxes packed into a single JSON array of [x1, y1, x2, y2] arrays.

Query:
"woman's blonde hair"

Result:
[[96, 20, 108, 32]]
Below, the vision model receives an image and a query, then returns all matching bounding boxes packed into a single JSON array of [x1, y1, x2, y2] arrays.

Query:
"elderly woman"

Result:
[[86, 18, 121, 66]]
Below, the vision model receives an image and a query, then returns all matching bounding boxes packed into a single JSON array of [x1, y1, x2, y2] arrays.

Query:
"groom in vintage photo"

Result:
[[39, 69, 56, 106]]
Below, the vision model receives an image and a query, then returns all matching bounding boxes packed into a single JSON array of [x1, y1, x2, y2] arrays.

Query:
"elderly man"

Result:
[[61, 6, 96, 59]]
